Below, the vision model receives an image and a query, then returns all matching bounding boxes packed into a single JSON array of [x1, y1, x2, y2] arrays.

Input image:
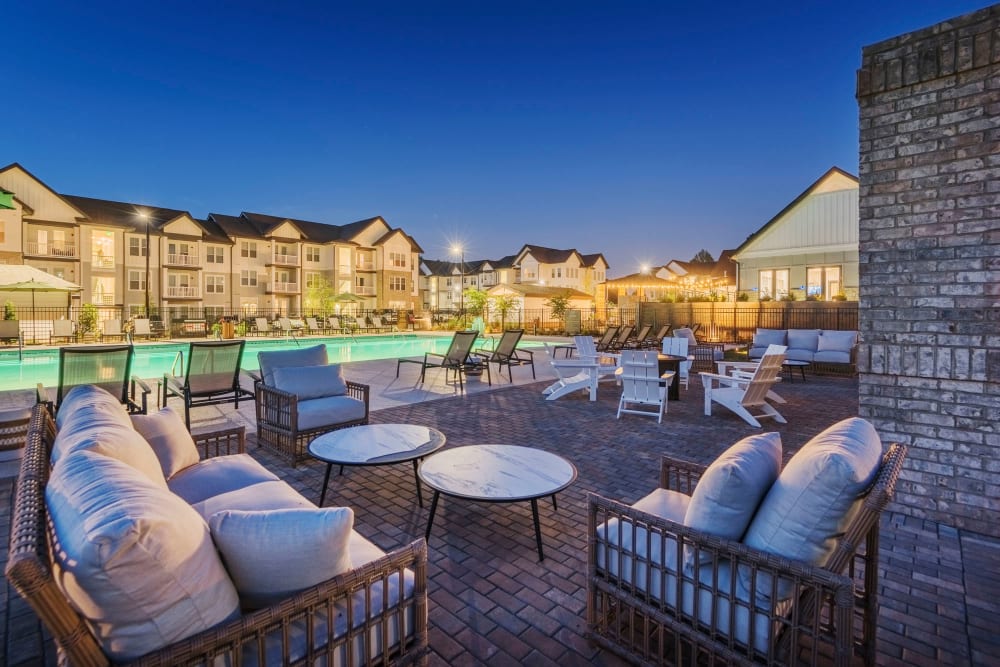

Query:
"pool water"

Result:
[[0, 334, 540, 391]]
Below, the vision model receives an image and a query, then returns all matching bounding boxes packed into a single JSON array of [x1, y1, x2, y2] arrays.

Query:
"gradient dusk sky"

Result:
[[6, 1, 991, 275]]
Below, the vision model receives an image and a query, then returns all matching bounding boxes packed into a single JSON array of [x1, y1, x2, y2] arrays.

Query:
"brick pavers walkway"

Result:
[[3, 374, 999, 665]]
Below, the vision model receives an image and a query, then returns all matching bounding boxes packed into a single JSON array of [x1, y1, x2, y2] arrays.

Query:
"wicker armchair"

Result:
[[255, 379, 370, 465], [6, 405, 429, 667], [587, 444, 906, 666]]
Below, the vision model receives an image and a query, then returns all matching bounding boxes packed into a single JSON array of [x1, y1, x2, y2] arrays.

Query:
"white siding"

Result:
[[0, 166, 81, 223], [739, 188, 859, 259]]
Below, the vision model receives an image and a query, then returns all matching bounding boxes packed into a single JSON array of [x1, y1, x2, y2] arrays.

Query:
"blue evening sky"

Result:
[[6, 1, 990, 276]]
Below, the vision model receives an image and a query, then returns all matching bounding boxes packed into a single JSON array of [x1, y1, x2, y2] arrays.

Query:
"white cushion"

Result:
[[257, 345, 328, 387], [52, 391, 166, 488], [683, 432, 782, 566], [210, 507, 354, 609], [130, 406, 201, 480], [46, 450, 239, 662], [189, 480, 313, 520], [297, 396, 367, 431], [272, 363, 347, 399], [786, 328, 821, 352], [814, 330, 858, 364], [752, 329, 786, 349], [167, 454, 280, 505], [741, 418, 883, 601]]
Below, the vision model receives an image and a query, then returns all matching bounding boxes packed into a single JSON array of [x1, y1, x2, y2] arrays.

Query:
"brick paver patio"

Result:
[[3, 372, 998, 665]]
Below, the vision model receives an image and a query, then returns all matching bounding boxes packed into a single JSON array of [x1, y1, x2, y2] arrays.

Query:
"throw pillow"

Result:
[[741, 417, 882, 601], [46, 449, 240, 662], [257, 344, 328, 387], [209, 507, 355, 609], [131, 406, 201, 480], [683, 432, 782, 567], [272, 363, 347, 399], [816, 330, 857, 353], [752, 329, 786, 348]]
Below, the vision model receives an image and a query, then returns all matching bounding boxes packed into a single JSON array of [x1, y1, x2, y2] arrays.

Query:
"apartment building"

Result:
[[512, 245, 608, 295], [420, 254, 518, 310], [0, 163, 423, 317]]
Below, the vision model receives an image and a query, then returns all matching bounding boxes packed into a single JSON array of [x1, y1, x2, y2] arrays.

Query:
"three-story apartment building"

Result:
[[0, 163, 423, 318]]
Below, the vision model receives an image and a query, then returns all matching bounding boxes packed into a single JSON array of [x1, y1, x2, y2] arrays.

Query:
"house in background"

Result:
[[732, 167, 859, 301], [486, 283, 593, 331], [512, 244, 608, 296], [603, 250, 737, 306]]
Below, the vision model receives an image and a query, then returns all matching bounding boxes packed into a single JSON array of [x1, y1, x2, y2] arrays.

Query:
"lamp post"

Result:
[[138, 212, 151, 317], [451, 244, 464, 327]]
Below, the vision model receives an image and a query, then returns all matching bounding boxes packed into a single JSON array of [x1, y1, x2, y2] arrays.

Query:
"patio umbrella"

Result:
[[331, 292, 366, 303], [0, 264, 83, 326]]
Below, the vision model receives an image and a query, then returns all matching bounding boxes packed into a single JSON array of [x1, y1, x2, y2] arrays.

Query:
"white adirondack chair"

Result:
[[617, 350, 672, 423], [699, 344, 787, 428], [662, 336, 691, 389]]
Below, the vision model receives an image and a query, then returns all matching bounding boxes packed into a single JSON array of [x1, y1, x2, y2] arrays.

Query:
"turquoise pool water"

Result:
[[0, 334, 541, 391]]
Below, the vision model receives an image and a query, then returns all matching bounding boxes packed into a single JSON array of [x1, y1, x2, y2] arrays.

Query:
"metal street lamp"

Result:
[[451, 244, 464, 327], [138, 212, 151, 317]]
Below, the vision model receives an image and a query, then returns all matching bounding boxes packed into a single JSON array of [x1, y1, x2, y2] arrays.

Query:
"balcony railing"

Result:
[[270, 281, 299, 293], [94, 294, 114, 305], [337, 264, 352, 275], [165, 286, 200, 299], [356, 259, 376, 271], [355, 286, 376, 296], [25, 242, 77, 258], [166, 253, 199, 266], [92, 255, 115, 270], [271, 254, 299, 266]]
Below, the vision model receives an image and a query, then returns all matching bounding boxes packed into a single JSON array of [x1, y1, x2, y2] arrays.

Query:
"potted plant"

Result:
[[78, 304, 98, 341]]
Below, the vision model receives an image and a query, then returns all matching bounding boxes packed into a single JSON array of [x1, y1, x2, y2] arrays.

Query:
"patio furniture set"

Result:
[[8, 325, 893, 665]]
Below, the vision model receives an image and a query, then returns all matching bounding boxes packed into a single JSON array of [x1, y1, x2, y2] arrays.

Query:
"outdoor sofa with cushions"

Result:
[[6, 385, 428, 666], [587, 419, 906, 666], [253, 344, 370, 465], [748, 328, 859, 374]]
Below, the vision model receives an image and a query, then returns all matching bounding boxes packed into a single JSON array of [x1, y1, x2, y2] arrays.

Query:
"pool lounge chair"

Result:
[[354, 316, 374, 333], [594, 326, 620, 352], [396, 330, 487, 392], [101, 318, 126, 342], [132, 318, 156, 341], [37, 344, 151, 415], [252, 317, 271, 336], [305, 317, 328, 335], [607, 325, 634, 351], [622, 324, 652, 349], [371, 316, 398, 333], [473, 328, 535, 382], [49, 319, 76, 344], [162, 339, 254, 427]]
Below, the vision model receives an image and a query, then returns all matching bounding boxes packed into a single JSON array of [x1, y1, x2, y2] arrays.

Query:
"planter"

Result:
[[220, 321, 235, 339]]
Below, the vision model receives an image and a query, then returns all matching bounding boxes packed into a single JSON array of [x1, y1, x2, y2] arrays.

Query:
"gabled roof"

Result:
[[515, 244, 581, 265], [240, 211, 308, 238], [489, 254, 518, 269], [62, 195, 191, 232], [421, 258, 487, 276], [371, 227, 424, 253], [579, 252, 608, 269], [0, 162, 86, 219], [734, 166, 858, 257], [603, 272, 676, 287]]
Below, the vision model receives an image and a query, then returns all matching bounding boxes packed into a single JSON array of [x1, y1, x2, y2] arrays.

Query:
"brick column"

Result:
[[856, 6, 1000, 536]]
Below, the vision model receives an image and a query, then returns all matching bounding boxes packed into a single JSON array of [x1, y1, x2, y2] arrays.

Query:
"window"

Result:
[[241, 270, 258, 286], [807, 266, 842, 300], [168, 242, 191, 256], [389, 252, 406, 268], [758, 269, 789, 299], [129, 237, 147, 257], [306, 246, 321, 262], [128, 270, 146, 291], [275, 243, 294, 260], [390, 276, 406, 291], [241, 241, 257, 258], [206, 246, 224, 263], [206, 276, 225, 294], [305, 272, 322, 288]]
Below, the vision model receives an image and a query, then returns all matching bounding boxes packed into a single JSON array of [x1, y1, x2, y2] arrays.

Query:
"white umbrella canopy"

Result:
[[0, 264, 82, 292]]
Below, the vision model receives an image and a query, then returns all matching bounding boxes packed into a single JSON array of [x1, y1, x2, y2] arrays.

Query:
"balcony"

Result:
[[165, 286, 201, 299], [25, 242, 77, 258], [356, 258, 376, 271], [268, 281, 300, 294], [355, 286, 376, 296], [91, 255, 115, 270], [166, 253, 199, 267], [337, 264, 352, 275], [269, 254, 299, 267]]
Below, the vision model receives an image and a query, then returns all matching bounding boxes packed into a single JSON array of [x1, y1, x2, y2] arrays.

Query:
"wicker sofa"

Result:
[[748, 328, 859, 375], [6, 387, 428, 666], [253, 344, 370, 465], [588, 418, 906, 666]]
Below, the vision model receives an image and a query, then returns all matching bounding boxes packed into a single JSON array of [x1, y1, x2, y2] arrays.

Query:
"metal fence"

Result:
[[636, 302, 859, 342]]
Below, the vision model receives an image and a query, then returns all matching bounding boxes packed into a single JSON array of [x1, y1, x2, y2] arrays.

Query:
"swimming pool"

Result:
[[0, 334, 543, 391]]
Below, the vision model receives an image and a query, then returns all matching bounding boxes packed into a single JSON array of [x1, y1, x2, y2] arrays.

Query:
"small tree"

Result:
[[490, 294, 519, 331], [78, 303, 98, 334], [304, 277, 337, 315], [3, 301, 16, 320], [545, 292, 572, 332], [690, 249, 715, 263], [464, 288, 488, 317]]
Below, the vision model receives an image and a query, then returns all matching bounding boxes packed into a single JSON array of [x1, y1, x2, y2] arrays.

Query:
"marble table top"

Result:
[[419, 444, 577, 502], [309, 424, 446, 465]]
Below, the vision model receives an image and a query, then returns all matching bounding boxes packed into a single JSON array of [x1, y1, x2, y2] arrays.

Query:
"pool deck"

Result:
[[1, 342, 998, 665]]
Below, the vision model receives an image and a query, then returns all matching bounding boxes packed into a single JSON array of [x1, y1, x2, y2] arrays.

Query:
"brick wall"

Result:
[[856, 5, 1000, 536]]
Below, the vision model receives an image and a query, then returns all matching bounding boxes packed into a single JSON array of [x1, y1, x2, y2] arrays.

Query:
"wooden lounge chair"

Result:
[[396, 330, 487, 392], [700, 344, 787, 427], [37, 344, 151, 414], [162, 340, 254, 427], [473, 329, 535, 382]]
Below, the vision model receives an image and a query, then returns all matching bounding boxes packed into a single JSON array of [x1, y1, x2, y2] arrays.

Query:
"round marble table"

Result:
[[418, 444, 578, 561], [309, 424, 446, 507]]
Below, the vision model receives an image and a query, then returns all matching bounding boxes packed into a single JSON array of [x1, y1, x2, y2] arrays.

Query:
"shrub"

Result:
[[3, 301, 16, 320], [78, 304, 99, 334]]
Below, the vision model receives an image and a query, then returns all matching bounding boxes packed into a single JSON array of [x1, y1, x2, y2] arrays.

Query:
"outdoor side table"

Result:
[[308, 424, 446, 507], [419, 444, 578, 561]]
